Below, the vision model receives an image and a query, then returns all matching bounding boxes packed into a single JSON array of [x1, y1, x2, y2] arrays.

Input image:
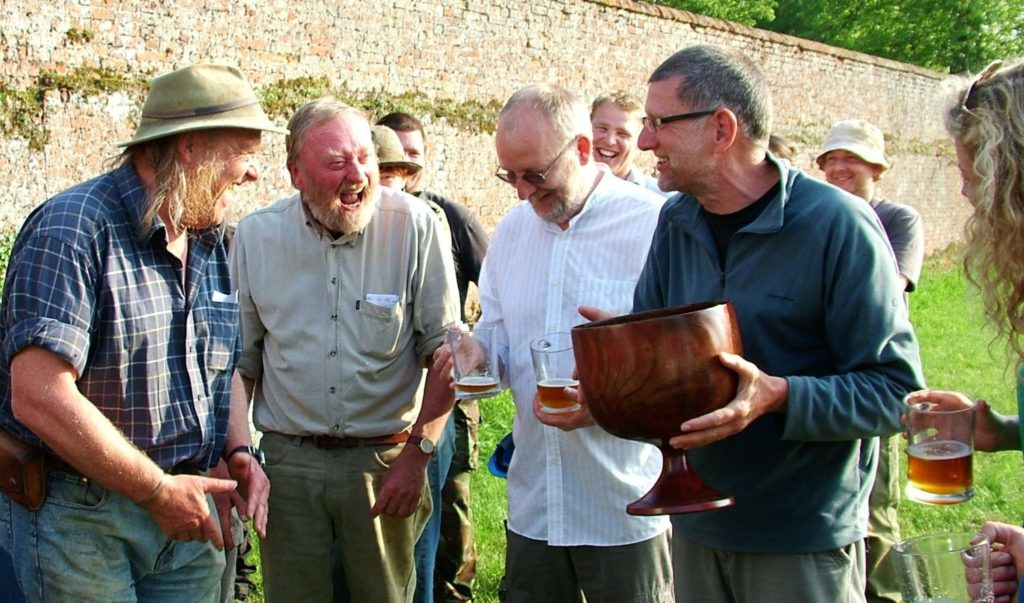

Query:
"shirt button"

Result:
[[329, 386, 336, 394], [331, 277, 337, 285], [329, 350, 337, 357], [331, 314, 338, 321]]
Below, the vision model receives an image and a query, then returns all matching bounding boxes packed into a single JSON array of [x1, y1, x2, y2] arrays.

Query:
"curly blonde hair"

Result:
[[944, 59, 1024, 366]]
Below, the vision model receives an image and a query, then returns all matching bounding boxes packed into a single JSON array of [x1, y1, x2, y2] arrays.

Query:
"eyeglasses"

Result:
[[642, 109, 717, 134], [960, 60, 1003, 114], [495, 136, 578, 187]]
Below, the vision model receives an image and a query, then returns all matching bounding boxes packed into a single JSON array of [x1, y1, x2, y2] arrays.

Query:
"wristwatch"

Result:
[[227, 445, 266, 467], [407, 434, 435, 456]]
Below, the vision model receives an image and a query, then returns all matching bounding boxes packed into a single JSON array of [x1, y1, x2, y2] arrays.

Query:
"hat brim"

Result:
[[816, 142, 890, 170], [117, 114, 288, 147], [379, 161, 423, 175]]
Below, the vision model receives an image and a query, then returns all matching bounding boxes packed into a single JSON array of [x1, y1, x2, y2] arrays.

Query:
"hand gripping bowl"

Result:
[[571, 301, 742, 515]]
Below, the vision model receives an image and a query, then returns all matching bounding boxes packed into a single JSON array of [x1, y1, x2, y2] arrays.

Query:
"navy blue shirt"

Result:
[[0, 162, 238, 470]]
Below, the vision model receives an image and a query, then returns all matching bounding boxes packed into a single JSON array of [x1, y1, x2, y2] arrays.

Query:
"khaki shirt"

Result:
[[232, 189, 459, 438]]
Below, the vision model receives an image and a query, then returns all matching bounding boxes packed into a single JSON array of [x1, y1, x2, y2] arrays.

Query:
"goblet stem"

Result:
[[626, 441, 735, 515]]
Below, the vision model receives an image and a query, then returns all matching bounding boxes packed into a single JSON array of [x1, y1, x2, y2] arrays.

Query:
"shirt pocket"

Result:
[[358, 297, 404, 359], [203, 298, 239, 372], [575, 277, 637, 317]]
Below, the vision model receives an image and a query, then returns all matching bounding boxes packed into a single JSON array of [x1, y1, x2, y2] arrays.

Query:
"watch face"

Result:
[[420, 438, 435, 455]]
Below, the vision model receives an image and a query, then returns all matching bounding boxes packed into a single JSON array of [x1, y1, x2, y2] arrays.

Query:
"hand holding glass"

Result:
[[530, 332, 580, 414], [904, 392, 977, 505], [446, 325, 501, 400], [892, 532, 993, 603]]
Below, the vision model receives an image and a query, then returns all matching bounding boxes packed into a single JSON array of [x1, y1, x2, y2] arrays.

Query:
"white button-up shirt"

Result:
[[478, 170, 669, 546]]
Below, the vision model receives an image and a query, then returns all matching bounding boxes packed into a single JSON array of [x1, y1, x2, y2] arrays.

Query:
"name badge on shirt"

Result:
[[211, 289, 238, 303], [365, 293, 400, 308]]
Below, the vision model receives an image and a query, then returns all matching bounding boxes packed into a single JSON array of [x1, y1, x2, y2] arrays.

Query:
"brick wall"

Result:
[[0, 0, 965, 253]]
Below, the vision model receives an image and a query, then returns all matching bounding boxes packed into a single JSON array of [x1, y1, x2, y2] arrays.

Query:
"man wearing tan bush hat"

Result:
[[0, 63, 284, 601], [817, 118, 924, 603]]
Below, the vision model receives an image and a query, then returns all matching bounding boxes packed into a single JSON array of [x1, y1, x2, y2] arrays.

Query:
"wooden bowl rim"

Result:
[[572, 300, 733, 332]]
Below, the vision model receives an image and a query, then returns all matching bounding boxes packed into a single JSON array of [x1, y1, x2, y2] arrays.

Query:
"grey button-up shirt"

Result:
[[232, 189, 459, 438]]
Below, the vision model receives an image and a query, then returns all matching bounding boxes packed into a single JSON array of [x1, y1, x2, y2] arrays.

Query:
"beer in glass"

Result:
[[530, 332, 580, 414], [447, 324, 501, 400], [904, 393, 977, 505]]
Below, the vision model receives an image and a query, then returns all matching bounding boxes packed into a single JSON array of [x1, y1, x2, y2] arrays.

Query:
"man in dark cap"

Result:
[[0, 63, 283, 601]]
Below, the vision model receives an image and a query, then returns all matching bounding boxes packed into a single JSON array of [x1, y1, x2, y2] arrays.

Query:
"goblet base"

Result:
[[626, 445, 735, 516]]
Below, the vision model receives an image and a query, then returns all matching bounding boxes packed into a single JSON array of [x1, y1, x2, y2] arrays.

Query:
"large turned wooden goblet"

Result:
[[571, 301, 742, 515]]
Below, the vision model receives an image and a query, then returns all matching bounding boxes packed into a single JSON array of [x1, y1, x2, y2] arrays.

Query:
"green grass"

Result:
[[466, 393, 515, 603]]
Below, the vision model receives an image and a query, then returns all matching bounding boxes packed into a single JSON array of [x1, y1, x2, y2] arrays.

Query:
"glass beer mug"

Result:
[[904, 392, 977, 505]]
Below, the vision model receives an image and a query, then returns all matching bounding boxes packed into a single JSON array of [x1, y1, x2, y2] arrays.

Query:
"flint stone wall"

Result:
[[1, 0, 963, 254]]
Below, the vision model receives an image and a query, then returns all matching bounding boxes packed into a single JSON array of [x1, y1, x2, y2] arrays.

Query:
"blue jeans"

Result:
[[413, 415, 456, 603], [2, 470, 224, 602], [0, 509, 25, 603]]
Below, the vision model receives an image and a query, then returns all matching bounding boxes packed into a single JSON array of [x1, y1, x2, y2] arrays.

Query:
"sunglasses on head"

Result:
[[960, 60, 1004, 114], [495, 136, 579, 187]]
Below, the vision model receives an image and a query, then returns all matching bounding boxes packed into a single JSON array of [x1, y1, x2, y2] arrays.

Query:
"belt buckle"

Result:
[[312, 435, 346, 450]]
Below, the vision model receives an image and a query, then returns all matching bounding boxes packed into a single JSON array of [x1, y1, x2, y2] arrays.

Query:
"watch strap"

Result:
[[407, 434, 435, 455], [227, 445, 265, 466]]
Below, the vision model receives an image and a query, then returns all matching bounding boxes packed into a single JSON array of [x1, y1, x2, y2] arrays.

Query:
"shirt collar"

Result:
[[112, 162, 161, 244], [543, 168, 607, 232]]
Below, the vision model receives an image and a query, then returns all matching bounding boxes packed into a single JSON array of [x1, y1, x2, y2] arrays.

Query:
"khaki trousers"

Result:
[[673, 532, 866, 603], [260, 432, 431, 603]]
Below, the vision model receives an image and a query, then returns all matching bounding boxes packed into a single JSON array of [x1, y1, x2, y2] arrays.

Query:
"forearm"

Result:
[[993, 413, 1021, 452], [410, 363, 456, 443], [785, 367, 921, 441], [224, 371, 256, 453], [10, 347, 165, 504]]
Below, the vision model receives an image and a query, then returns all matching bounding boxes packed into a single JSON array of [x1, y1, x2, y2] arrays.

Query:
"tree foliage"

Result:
[[645, 0, 775, 26], [644, 0, 1023, 74], [760, 0, 1023, 74]]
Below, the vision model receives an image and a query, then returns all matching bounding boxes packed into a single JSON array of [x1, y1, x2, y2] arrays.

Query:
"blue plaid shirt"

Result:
[[0, 162, 238, 470]]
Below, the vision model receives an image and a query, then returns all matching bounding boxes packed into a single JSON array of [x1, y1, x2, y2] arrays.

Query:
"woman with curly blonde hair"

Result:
[[908, 59, 1024, 602]]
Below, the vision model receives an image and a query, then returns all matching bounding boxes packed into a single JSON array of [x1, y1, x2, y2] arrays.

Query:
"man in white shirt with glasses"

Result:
[[448, 83, 671, 603]]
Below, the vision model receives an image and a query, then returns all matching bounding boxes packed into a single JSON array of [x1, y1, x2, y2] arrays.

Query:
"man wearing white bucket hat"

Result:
[[817, 119, 924, 294], [0, 63, 284, 601], [817, 119, 925, 603]]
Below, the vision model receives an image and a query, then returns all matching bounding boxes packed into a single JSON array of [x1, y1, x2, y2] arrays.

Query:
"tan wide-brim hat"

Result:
[[118, 64, 288, 147], [815, 119, 890, 171], [371, 125, 423, 174]]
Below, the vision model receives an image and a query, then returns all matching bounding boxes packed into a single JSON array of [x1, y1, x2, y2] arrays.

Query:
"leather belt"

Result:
[[47, 455, 203, 477], [303, 432, 409, 450]]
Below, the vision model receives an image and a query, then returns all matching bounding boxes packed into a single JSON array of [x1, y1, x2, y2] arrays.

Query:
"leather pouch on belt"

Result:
[[0, 426, 46, 511]]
